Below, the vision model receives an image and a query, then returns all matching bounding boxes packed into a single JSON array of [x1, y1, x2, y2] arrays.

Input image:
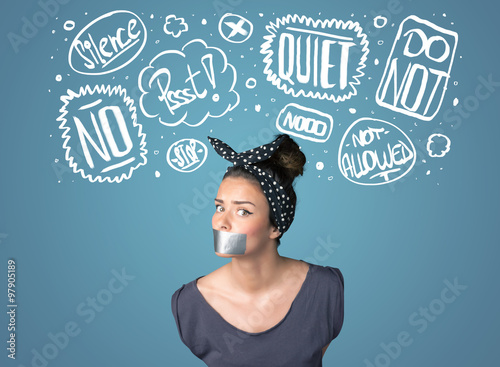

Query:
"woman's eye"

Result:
[[237, 209, 251, 216], [215, 205, 224, 212]]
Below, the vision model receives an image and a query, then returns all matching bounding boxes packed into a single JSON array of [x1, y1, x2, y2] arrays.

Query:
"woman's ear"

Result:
[[269, 225, 281, 240]]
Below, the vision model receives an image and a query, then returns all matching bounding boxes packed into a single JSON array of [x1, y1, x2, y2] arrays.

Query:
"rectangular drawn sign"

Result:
[[276, 103, 333, 143], [376, 15, 458, 121]]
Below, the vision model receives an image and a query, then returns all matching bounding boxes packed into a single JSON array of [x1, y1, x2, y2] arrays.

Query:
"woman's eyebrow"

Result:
[[214, 198, 256, 207]]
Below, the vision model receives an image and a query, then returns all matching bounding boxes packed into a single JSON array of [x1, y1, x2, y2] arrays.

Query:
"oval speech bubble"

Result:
[[68, 10, 147, 75], [167, 138, 208, 173]]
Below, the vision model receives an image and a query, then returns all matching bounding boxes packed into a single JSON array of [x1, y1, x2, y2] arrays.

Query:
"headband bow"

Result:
[[207, 135, 295, 235]]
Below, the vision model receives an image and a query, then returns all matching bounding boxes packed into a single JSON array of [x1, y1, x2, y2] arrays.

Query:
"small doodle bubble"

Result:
[[245, 78, 257, 89], [63, 20, 75, 31], [373, 16, 388, 28]]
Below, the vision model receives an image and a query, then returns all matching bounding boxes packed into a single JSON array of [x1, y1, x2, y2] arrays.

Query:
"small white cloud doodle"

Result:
[[138, 39, 239, 127], [218, 13, 253, 43], [57, 85, 147, 183], [166, 138, 208, 173], [376, 15, 458, 121], [427, 133, 451, 157], [164, 15, 188, 38], [261, 14, 369, 102], [68, 10, 147, 75], [338, 118, 416, 185]]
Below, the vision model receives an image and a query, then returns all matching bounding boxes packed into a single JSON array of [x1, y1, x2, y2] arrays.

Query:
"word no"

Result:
[[57, 85, 147, 183]]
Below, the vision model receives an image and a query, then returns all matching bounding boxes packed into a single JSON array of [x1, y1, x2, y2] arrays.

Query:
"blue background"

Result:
[[1, 0, 499, 366]]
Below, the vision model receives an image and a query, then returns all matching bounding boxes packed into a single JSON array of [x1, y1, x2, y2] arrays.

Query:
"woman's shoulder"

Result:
[[171, 278, 198, 311], [171, 264, 230, 312], [304, 261, 344, 291], [195, 263, 229, 295], [171, 271, 224, 352], [302, 262, 344, 340]]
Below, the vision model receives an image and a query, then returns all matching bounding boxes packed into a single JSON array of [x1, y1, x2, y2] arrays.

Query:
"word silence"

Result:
[[376, 15, 458, 120], [338, 118, 416, 185], [261, 14, 369, 102], [138, 39, 239, 127], [68, 10, 147, 75], [57, 85, 147, 183]]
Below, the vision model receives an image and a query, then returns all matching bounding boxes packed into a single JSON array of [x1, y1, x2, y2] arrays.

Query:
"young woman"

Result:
[[171, 134, 344, 366]]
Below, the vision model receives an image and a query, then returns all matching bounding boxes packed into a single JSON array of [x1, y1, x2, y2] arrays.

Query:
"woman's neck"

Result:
[[228, 246, 287, 294]]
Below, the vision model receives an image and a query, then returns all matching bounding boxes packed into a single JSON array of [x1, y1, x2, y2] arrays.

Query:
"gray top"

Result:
[[171, 262, 344, 367]]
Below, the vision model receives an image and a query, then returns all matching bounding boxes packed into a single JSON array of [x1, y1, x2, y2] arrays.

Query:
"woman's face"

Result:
[[212, 176, 280, 257]]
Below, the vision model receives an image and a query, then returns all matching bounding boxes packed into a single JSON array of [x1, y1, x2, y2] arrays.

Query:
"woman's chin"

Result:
[[215, 252, 244, 258]]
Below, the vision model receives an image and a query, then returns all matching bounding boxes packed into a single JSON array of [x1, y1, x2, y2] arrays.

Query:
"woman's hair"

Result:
[[223, 134, 306, 245]]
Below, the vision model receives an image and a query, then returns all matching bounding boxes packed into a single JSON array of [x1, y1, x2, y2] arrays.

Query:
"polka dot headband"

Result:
[[207, 135, 295, 235]]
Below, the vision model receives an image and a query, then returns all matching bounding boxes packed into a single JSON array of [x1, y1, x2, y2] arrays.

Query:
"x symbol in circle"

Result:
[[224, 19, 249, 38]]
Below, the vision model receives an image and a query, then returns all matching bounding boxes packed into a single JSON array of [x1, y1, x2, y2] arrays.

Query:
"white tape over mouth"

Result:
[[213, 229, 247, 255]]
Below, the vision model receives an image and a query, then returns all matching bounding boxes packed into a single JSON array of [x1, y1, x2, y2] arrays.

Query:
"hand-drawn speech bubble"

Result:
[[57, 85, 148, 183], [376, 15, 458, 121], [426, 133, 451, 157], [68, 10, 147, 76], [338, 118, 416, 185], [261, 14, 369, 102], [138, 39, 239, 127], [276, 103, 333, 143], [166, 138, 208, 173]]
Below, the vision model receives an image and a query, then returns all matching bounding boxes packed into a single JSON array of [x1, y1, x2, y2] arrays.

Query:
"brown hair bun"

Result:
[[268, 134, 306, 182]]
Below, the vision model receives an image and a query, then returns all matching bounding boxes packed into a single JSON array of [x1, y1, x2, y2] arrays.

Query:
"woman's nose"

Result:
[[214, 211, 231, 231]]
